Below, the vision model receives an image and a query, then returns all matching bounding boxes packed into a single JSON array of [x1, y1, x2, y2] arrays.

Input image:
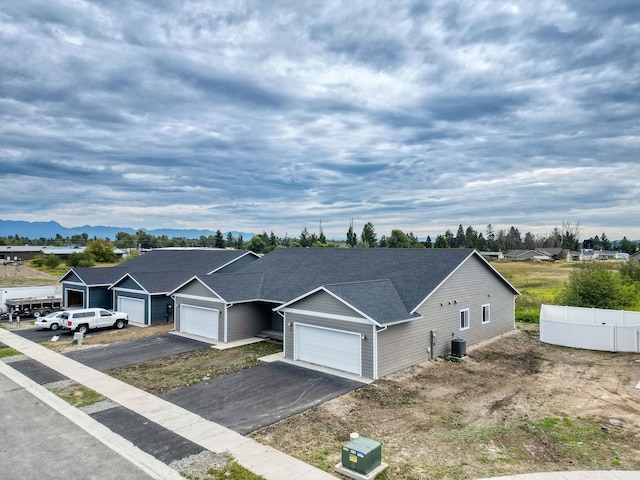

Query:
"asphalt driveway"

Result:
[[64, 334, 209, 371], [161, 361, 363, 434]]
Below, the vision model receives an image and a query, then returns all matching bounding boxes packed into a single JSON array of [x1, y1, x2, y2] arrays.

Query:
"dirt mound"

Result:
[[0, 264, 59, 285]]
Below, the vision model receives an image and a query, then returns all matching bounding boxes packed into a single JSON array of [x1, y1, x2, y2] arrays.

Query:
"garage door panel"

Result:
[[118, 297, 145, 324], [295, 324, 361, 375], [181, 305, 218, 340]]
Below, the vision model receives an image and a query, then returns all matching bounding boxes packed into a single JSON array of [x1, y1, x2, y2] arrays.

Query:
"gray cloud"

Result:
[[0, 0, 638, 241]]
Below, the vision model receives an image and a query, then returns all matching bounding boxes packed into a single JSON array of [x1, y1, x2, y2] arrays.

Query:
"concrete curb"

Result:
[[0, 328, 337, 479]]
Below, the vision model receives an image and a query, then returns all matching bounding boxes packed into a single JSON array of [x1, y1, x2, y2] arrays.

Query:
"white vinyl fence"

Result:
[[539, 304, 640, 353]]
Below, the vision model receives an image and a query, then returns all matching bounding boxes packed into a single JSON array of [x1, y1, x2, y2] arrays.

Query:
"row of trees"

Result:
[[1, 221, 638, 255]]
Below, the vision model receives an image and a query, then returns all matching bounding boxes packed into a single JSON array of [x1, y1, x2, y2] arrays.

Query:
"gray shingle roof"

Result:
[[116, 271, 193, 294], [67, 267, 127, 286], [323, 279, 422, 324], [237, 247, 476, 307], [189, 248, 515, 325], [122, 249, 252, 275]]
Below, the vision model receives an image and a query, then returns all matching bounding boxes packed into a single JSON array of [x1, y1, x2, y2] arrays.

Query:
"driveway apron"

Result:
[[161, 361, 363, 434]]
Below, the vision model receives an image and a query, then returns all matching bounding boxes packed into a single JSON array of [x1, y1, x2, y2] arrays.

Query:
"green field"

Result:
[[492, 260, 578, 323]]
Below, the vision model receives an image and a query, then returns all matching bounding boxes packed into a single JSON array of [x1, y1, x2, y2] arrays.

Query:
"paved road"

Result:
[[161, 361, 363, 434], [0, 371, 154, 480]]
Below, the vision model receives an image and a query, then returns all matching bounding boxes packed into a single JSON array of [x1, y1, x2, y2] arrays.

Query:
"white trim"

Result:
[[481, 303, 491, 324], [293, 322, 362, 376], [173, 293, 226, 304], [460, 308, 470, 331], [64, 288, 85, 308], [110, 274, 149, 294], [112, 287, 149, 295], [279, 307, 374, 325], [275, 285, 379, 326], [205, 251, 260, 274]]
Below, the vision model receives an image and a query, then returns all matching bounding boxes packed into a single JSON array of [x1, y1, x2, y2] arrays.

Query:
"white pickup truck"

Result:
[[60, 308, 129, 334]]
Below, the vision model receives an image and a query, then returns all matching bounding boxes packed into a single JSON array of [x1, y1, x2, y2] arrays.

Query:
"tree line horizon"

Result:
[[1, 221, 638, 255]]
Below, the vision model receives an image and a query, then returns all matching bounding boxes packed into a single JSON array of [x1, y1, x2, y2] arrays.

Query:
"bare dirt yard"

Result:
[[0, 263, 60, 286], [4, 263, 640, 479], [252, 324, 640, 479]]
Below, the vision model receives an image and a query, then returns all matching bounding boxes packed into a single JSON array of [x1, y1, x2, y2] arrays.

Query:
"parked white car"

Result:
[[34, 310, 65, 331], [60, 308, 129, 334]]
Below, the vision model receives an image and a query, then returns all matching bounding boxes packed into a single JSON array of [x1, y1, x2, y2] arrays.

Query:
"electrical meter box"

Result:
[[341, 436, 381, 475]]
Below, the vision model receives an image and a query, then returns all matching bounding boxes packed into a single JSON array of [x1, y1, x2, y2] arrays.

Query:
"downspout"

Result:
[[277, 310, 286, 358], [374, 325, 388, 380]]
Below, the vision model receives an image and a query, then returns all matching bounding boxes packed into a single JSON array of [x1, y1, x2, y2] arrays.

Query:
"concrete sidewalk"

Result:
[[2, 328, 638, 480], [0, 328, 336, 480]]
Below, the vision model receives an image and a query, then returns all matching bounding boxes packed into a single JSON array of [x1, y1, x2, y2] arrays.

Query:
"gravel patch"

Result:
[[1, 353, 28, 364], [44, 379, 76, 389], [80, 399, 120, 415], [168, 450, 232, 477]]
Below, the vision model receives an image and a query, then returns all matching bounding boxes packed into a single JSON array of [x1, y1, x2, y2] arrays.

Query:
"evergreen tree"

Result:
[[346, 223, 357, 248], [361, 222, 377, 248]]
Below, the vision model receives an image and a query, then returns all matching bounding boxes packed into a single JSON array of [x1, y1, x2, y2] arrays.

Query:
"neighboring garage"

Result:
[[294, 324, 362, 375], [179, 305, 219, 340], [117, 296, 146, 324], [66, 289, 84, 308]]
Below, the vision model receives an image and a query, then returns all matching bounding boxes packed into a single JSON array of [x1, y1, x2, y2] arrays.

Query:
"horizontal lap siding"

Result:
[[415, 256, 516, 359], [179, 280, 222, 299], [284, 312, 375, 379], [290, 291, 364, 317], [150, 295, 173, 325], [64, 272, 83, 283], [117, 277, 143, 291], [227, 303, 272, 342], [377, 321, 430, 377], [88, 287, 111, 309]]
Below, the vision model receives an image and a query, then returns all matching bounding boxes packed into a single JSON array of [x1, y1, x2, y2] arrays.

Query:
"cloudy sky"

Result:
[[1, 1, 638, 241]]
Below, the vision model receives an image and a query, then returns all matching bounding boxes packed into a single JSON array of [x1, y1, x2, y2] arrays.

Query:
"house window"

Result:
[[482, 304, 490, 324], [460, 308, 469, 330]]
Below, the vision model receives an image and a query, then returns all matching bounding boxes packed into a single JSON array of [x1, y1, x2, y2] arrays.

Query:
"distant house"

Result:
[[479, 251, 504, 261], [567, 249, 630, 262], [503, 248, 565, 262], [632, 252, 640, 264], [170, 248, 520, 380]]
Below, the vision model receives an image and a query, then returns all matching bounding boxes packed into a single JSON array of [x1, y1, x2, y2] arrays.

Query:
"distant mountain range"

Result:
[[0, 220, 254, 241]]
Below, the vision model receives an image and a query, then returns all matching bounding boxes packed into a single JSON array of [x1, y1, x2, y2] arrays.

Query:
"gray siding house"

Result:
[[170, 248, 519, 380]]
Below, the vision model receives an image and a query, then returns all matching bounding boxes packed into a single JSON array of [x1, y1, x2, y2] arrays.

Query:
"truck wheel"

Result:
[[50, 323, 59, 331], [115, 319, 125, 329], [77, 324, 89, 335], [33, 310, 42, 318]]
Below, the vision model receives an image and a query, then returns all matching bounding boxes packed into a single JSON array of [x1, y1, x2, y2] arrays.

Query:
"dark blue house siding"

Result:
[[87, 287, 112, 309], [151, 295, 174, 325]]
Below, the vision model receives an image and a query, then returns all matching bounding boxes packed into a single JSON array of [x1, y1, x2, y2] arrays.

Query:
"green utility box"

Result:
[[341, 436, 381, 475]]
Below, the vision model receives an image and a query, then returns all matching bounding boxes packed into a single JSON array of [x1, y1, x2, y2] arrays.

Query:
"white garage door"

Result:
[[294, 324, 361, 375], [118, 297, 146, 324], [181, 305, 219, 340]]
